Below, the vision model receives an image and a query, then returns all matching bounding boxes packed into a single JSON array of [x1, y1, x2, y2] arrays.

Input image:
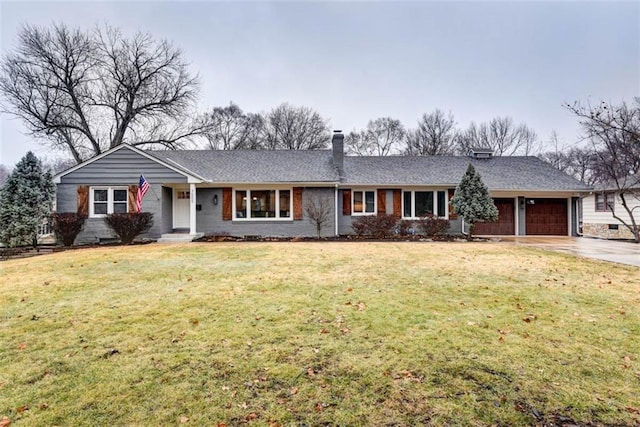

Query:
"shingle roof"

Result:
[[145, 148, 590, 191], [343, 156, 592, 191], [147, 149, 339, 183]]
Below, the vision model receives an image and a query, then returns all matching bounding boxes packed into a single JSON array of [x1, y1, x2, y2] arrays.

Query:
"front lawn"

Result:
[[1, 242, 639, 426]]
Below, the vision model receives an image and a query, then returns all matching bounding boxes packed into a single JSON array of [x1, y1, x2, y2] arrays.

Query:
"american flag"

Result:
[[136, 175, 150, 212]]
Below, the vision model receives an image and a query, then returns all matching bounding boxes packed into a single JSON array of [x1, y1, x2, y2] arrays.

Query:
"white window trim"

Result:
[[232, 188, 293, 221], [351, 189, 377, 216], [89, 186, 129, 218], [401, 189, 449, 220]]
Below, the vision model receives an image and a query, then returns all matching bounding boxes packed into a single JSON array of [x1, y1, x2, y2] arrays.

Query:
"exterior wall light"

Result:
[[213, 194, 218, 205]]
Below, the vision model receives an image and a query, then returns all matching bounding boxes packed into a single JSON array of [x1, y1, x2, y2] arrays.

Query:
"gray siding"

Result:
[[195, 187, 336, 237], [161, 186, 173, 234], [518, 197, 526, 236], [338, 189, 458, 236], [60, 147, 188, 185], [56, 182, 166, 244]]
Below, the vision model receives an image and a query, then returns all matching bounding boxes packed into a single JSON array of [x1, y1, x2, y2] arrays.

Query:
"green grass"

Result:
[[1, 242, 639, 426]]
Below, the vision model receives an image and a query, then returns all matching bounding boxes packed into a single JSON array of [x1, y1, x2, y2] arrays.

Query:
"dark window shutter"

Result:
[[128, 185, 138, 212], [77, 186, 89, 216], [392, 189, 401, 218], [293, 187, 303, 220], [448, 189, 458, 219], [222, 188, 232, 221], [342, 189, 351, 216], [377, 189, 386, 214]]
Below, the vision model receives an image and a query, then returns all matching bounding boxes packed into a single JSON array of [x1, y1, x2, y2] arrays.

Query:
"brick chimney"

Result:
[[332, 130, 344, 178]]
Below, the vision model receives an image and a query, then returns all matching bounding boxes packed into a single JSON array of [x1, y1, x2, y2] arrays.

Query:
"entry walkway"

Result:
[[496, 236, 640, 268]]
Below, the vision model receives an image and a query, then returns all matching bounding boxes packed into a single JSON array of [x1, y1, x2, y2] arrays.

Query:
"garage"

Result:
[[525, 199, 568, 235], [474, 198, 515, 235]]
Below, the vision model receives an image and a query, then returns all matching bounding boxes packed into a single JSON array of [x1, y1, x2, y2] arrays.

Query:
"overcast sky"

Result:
[[1, 0, 638, 165]]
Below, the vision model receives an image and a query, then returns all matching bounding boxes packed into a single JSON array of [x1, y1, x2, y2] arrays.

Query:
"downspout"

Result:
[[575, 195, 584, 236], [335, 184, 339, 236]]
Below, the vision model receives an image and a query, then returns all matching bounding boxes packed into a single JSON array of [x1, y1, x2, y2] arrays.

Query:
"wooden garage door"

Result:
[[474, 198, 515, 235], [525, 199, 567, 235]]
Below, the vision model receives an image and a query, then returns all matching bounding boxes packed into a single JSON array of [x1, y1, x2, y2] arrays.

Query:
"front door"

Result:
[[173, 189, 190, 229]]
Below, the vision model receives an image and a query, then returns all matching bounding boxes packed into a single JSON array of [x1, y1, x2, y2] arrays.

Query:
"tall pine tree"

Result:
[[0, 152, 54, 247], [451, 163, 498, 240]]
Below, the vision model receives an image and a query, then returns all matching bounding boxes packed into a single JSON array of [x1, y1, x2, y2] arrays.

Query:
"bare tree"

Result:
[[456, 117, 539, 156], [205, 102, 265, 150], [404, 109, 457, 155], [304, 194, 333, 238], [567, 100, 640, 242], [345, 117, 405, 156], [263, 103, 330, 150], [0, 23, 207, 164], [539, 132, 597, 185]]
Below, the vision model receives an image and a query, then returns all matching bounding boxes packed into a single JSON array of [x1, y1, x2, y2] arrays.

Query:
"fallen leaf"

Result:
[[190, 319, 199, 325], [245, 412, 258, 420], [16, 406, 28, 413], [290, 386, 298, 395], [346, 287, 353, 292], [18, 343, 26, 350], [307, 367, 316, 376], [217, 423, 227, 427], [319, 328, 329, 334], [0, 416, 10, 427], [314, 402, 323, 412], [179, 416, 189, 423], [178, 288, 183, 292], [39, 403, 48, 410], [498, 336, 505, 343], [187, 276, 193, 282]]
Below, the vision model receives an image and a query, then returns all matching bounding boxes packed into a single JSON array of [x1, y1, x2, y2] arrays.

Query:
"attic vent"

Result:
[[468, 148, 494, 159]]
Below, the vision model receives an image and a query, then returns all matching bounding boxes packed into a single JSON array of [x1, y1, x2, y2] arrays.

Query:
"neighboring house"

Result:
[[53, 133, 591, 243], [582, 183, 640, 240]]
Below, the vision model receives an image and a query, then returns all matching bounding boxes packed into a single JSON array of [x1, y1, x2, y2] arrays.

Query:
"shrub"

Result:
[[351, 214, 398, 238], [104, 212, 154, 244], [416, 216, 450, 237], [51, 213, 86, 246], [396, 219, 415, 236]]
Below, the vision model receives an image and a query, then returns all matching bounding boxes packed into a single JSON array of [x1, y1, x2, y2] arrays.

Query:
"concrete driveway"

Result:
[[498, 236, 640, 268]]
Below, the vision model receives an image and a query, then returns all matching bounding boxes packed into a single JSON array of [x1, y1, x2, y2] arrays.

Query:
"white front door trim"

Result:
[[173, 187, 190, 229]]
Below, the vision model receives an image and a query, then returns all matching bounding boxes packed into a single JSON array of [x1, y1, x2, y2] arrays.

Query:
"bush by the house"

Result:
[[104, 212, 154, 244], [396, 219, 415, 236], [351, 214, 398, 238], [416, 216, 450, 237], [51, 213, 86, 246]]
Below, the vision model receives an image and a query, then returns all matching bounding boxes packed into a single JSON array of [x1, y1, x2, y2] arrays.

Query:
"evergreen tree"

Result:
[[0, 152, 55, 247], [451, 163, 498, 240]]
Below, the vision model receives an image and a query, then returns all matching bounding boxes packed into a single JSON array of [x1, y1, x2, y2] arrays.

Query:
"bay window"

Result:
[[234, 189, 292, 220], [402, 190, 447, 218]]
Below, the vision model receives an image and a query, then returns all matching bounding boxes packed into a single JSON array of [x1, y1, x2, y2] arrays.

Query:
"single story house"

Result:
[[53, 132, 591, 243], [582, 181, 640, 240]]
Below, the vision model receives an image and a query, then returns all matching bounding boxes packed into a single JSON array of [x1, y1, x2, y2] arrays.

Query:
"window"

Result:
[[595, 192, 614, 212], [402, 190, 448, 219], [90, 187, 128, 217], [234, 189, 292, 220], [352, 190, 376, 215]]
